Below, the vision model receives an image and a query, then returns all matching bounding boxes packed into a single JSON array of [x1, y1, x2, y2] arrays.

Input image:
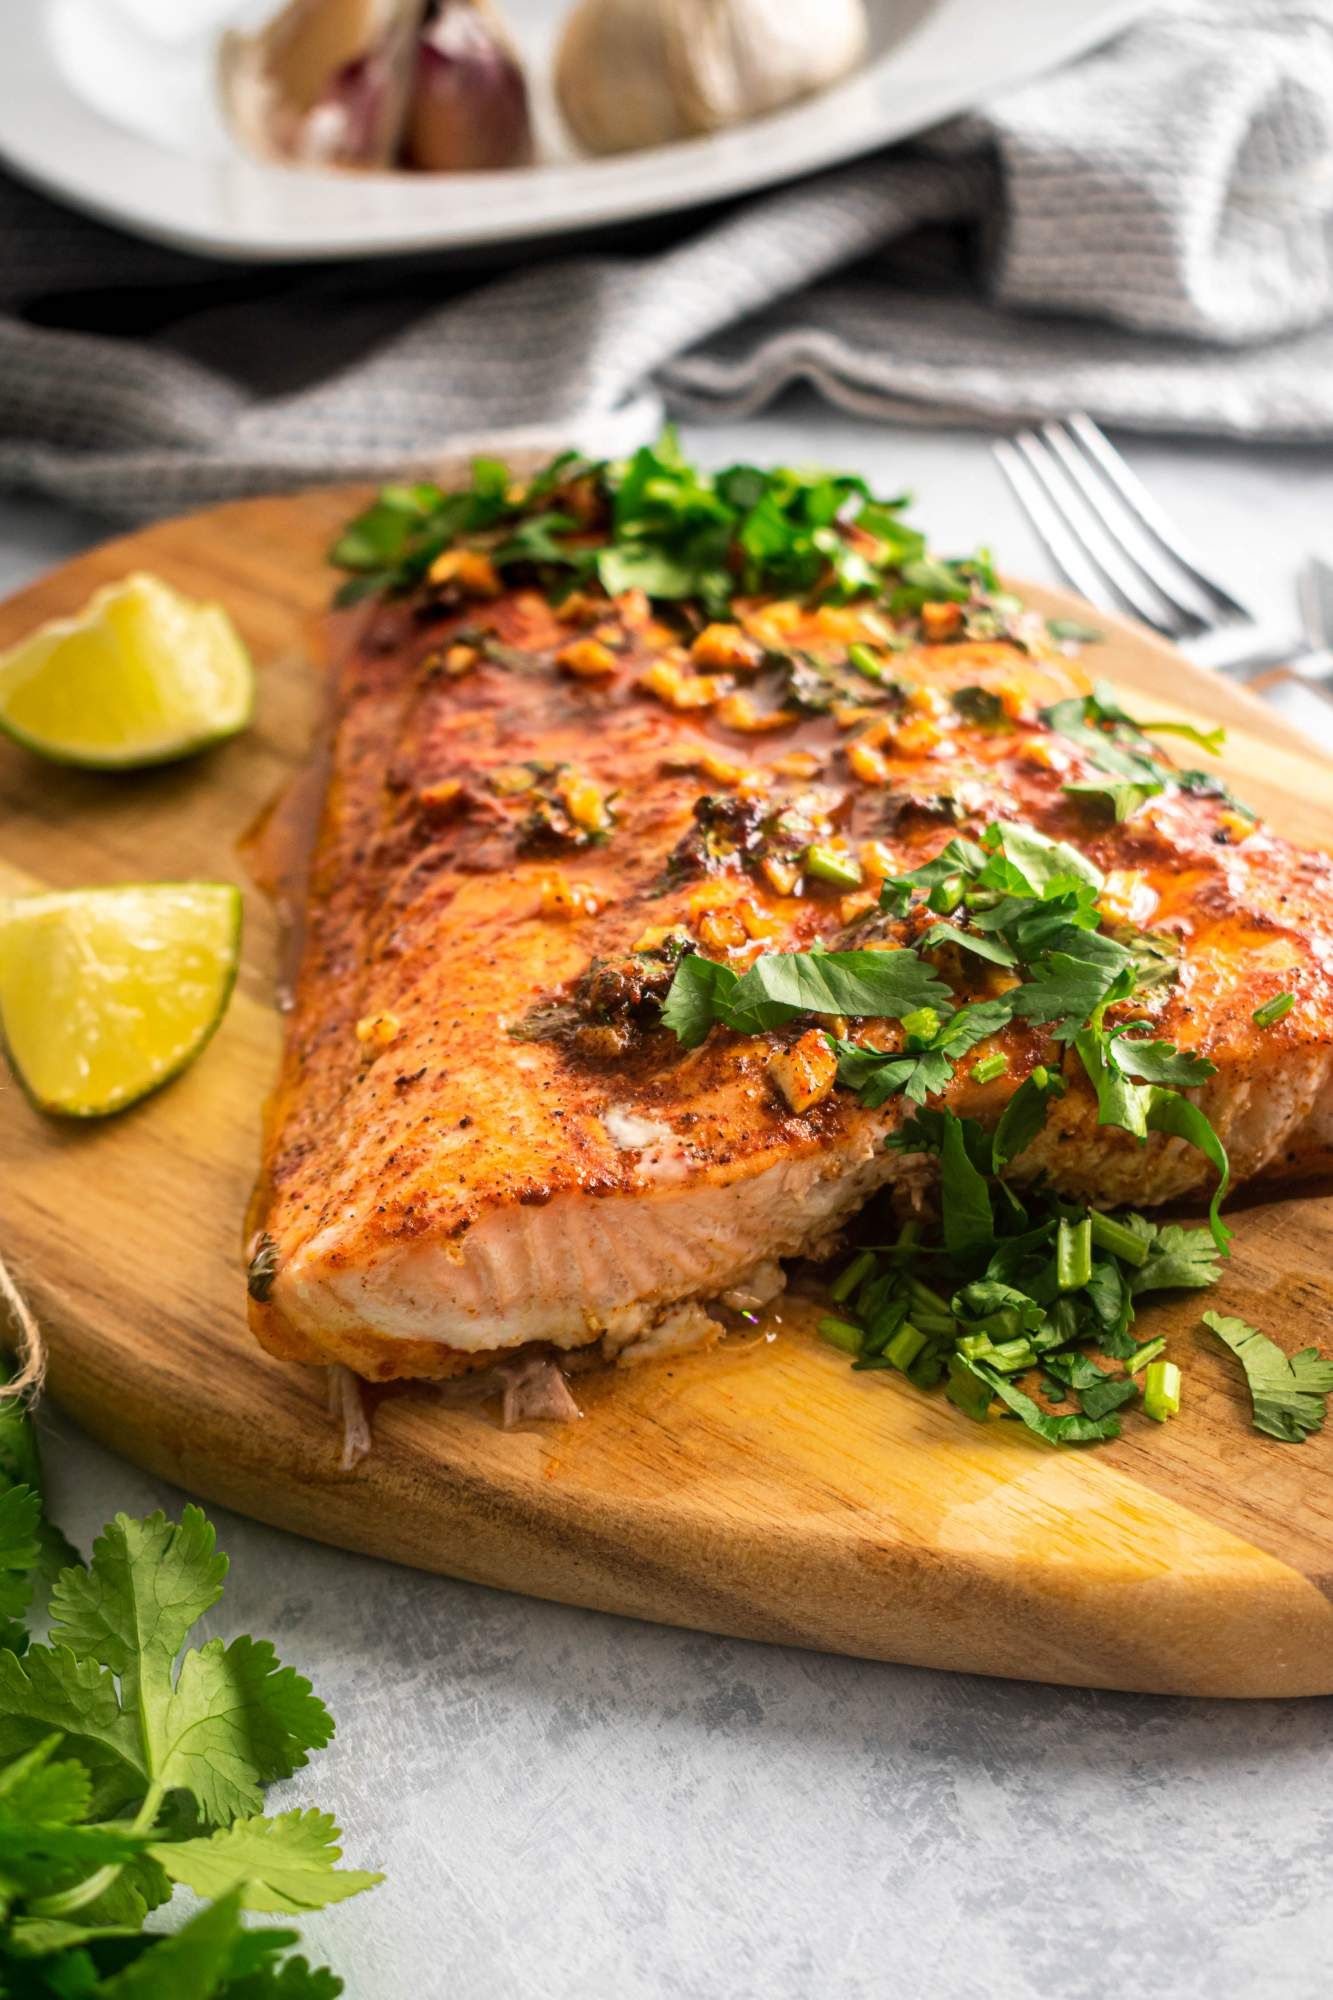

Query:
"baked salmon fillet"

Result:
[[247, 444, 1333, 1386]]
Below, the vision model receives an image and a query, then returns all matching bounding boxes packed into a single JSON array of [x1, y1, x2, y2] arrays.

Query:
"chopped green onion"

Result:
[[987, 1338, 1036, 1374], [1252, 992, 1295, 1029], [1056, 1216, 1093, 1292], [909, 1277, 952, 1319], [863, 1299, 909, 1355], [927, 876, 965, 915], [817, 1316, 864, 1354], [970, 1052, 1009, 1085], [1127, 1337, 1166, 1375], [847, 642, 886, 682], [1143, 1359, 1182, 1422], [884, 1323, 928, 1372], [901, 1006, 941, 1043], [830, 1249, 878, 1303], [803, 845, 863, 889], [1089, 1211, 1150, 1268]]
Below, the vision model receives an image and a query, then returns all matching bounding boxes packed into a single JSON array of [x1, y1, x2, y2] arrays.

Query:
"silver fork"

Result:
[[993, 414, 1332, 697]]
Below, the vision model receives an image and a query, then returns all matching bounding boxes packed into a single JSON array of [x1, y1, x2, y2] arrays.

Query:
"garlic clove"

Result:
[[403, 0, 534, 172], [676, 0, 869, 130], [219, 0, 423, 168], [555, 0, 679, 156], [555, 0, 869, 159]]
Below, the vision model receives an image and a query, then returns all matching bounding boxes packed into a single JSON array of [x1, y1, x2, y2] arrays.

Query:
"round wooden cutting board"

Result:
[[3, 489, 1332, 1699]]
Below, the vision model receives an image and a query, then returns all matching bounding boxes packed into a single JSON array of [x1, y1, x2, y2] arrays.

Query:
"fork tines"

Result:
[[993, 415, 1253, 644]]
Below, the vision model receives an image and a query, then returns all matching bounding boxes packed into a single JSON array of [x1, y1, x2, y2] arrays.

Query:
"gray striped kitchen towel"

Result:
[[1, 0, 1332, 518]]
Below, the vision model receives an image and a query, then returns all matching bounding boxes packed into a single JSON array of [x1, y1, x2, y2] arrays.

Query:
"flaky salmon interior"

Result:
[[247, 563, 1333, 1384]]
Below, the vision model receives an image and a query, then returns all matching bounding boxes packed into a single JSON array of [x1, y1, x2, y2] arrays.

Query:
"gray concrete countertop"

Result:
[[4, 400, 1331, 2000]]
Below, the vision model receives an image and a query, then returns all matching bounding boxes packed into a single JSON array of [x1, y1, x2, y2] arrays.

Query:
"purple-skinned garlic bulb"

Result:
[[403, 0, 533, 172], [219, 0, 423, 168]]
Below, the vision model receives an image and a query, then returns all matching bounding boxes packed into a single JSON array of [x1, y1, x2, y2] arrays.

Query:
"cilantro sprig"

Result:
[[0, 1389, 380, 1997], [331, 429, 986, 622]]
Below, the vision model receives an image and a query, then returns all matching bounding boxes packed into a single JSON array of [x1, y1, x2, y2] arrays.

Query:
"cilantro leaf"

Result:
[[657, 956, 738, 1049], [661, 948, 949, 1048], [1046, 617, 1105, 644], [1144, 1091, 1231, 1251], [1011, 940, 1133, 1040], [154, 1810, 382, 1917], [0, 1365, 79, 1631], [0, 1485, 42, 1630], [39, 1509, 333, 1831], [724, 950, 949, 1032], [158, 1635, 334, 1827], [95, 1885, 251, 1997], [949, 1356, 1124, 1444], [980, 820, 1103, 896], [830, 998, 1012, 1108], [1041, 1352, 1139, 1421], [224, 1954, 346, 1999], [1109, 1038, 1217, 1087], [50, 1510, 227, 1712], [827, 1041, 917, 1109], [991, 1067, 1065, 1171], [917, 922, 1018, 968], [1128, 1223, 1223, 1295], [939, 1113, 994, 1261], [1063, 777, 1164, 822], [0, 1734, 90, 1829], [0, 1646, 145, 1819], [1202, 1312, 1333, 1442], [1075, 1037, 1231, 1249]]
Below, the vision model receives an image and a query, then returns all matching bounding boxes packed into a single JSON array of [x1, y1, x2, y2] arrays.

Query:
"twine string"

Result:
[[0, 1250, 48, 1403]]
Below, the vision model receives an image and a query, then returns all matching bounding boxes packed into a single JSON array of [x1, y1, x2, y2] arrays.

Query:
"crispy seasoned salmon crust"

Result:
[[248, 580, 1333, 1382]]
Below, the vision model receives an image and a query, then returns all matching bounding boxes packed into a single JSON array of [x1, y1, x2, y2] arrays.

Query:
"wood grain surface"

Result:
[[2, 486, 1331, 1699]]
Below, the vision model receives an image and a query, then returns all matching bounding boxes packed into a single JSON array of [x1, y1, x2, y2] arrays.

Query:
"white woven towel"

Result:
[[1, 0, 1331, 515]]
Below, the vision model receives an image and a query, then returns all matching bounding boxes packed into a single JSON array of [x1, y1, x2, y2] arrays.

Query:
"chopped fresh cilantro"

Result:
[[1108, 1035, 1217, 1087], [830, 998, 1013, 1108], [917, 922, 1018, 968], [951, 1356, 1125, 1444], [950, 685, 1008, 726], [991, 1066, 1065, 1171], [1252, 992, 1295, 1029], [331, 428, 941, 618], [938, 1114, 994, 1261], [1202, 1312, 1333, 1441], [971, 1052, 1009, 1086], [1063, 776, 1164, 822], [1142, 1358, 1182, 1422], [1046, 617, 1106, 644], [661, 948, 948, 1048]]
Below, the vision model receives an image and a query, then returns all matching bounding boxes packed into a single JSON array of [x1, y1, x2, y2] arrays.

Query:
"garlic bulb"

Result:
[[220, 0, 422, 167], [403, 0, 533, 172], [555, 0, 869, 157], [220, 0, 532, 173]]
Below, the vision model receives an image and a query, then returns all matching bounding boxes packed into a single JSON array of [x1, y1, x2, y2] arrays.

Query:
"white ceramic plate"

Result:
[[2, 0, 1149, 262]]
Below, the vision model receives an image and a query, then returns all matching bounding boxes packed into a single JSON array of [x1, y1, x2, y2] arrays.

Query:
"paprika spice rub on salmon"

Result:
[[247, 440, 1333, 1386]]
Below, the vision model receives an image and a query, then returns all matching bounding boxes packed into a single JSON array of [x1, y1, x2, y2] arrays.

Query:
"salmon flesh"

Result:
[[248, 562, 1333, 1381]]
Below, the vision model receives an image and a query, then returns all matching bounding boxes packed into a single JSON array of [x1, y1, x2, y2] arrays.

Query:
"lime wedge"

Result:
[[0, 883, 242, 1117], [0, 573, 253, 767]]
